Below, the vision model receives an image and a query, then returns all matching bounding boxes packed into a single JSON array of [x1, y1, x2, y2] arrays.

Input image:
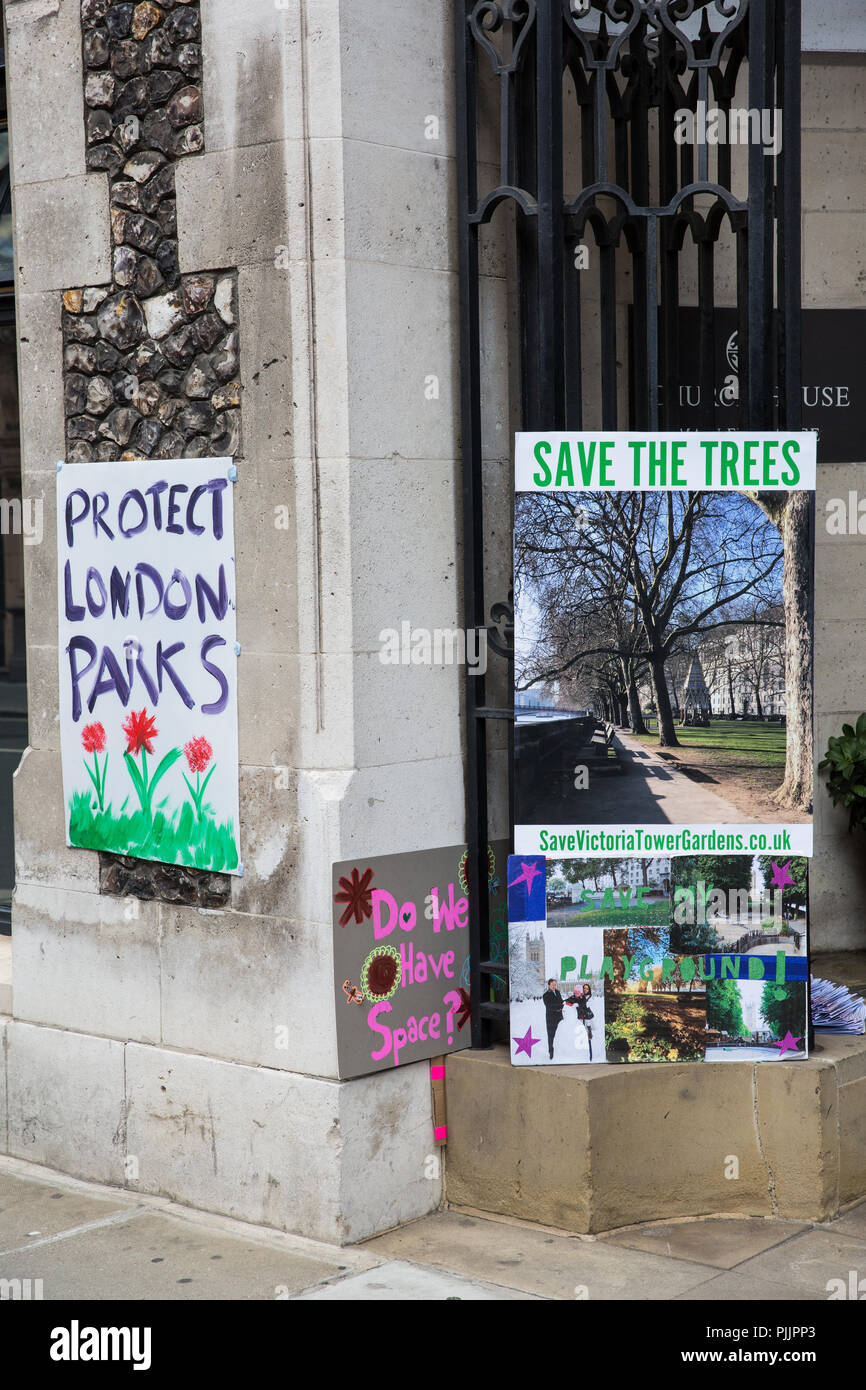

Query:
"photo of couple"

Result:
[[508, 920, 607, 1066], [543, 981, 597, 1062]]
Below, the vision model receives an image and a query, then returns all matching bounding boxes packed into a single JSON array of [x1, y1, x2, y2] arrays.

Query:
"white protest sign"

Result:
[[57, 457, 241, 874]]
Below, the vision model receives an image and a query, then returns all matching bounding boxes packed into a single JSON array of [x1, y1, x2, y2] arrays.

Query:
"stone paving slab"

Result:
[[363, 1208, 718, 1300], [0, 1209, 347, 1301], [292, 1260, 540, 1300], [710, 1228, 866, 1300], [0, 1171, 134, 1253], [3, 1156, 865, 1301], [675, 1272, 821, 1300], [602, 1216, 810, 1270], [828, 1198, 866, 1240]]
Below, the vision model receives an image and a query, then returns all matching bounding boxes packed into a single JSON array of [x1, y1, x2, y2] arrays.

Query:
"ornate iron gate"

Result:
[[456, 0, 804, 1045]]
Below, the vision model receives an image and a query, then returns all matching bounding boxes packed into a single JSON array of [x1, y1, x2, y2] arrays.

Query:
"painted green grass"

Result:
[[69, 791, 238, 872], [552, 901, 670, 928], [634, 719, 786, 765]]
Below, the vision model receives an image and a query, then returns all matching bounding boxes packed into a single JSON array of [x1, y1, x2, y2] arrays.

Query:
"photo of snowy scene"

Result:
[[509, 925, 606, 1066]]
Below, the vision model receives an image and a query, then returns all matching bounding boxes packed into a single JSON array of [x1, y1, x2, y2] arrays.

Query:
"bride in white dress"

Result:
[[566, 984, 596, 1060]]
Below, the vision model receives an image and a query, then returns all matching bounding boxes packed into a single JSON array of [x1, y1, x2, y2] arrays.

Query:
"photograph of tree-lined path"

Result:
[[627, 718, 797, 827], [514, 488, 813, 827]]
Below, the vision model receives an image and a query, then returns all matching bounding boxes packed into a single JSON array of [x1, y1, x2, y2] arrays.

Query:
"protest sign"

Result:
[[332, 842, 508, 1078], [57, 457, 240, 874]]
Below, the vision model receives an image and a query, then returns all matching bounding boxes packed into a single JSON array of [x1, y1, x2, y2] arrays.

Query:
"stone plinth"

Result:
[[444, 1036, 866, 1232]]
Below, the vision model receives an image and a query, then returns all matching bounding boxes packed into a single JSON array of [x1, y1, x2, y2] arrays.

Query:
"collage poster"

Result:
[[509, 433, 816, 1066]]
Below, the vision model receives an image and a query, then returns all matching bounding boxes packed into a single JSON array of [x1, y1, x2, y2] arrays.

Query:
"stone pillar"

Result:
[[804, 56, 866, 949], [0, 0, 479, 1242]]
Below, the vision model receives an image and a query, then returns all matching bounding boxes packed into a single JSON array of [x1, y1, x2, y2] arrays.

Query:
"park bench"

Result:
[[591, 722, 625, 771], [546, 719, 626, 793]]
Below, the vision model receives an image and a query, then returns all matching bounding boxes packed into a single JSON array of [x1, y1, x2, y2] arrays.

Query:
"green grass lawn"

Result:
[[633, 719, 786, 765], [554, 901, 670, 928]]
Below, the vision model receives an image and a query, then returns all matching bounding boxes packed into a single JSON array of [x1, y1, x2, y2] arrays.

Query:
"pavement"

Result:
[[1, 1153, 865, 1301], [608, 728, 757, 824], [517, 722, 755, 825]]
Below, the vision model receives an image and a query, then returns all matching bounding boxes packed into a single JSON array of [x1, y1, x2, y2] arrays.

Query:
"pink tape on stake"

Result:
[[434, 1125, 448, 1142], [430, 1065, 445, 1080]]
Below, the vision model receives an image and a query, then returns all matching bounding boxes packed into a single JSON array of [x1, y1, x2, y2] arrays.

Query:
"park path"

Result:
[[515, 719, 765, 826], [600, 728, 757, 826]]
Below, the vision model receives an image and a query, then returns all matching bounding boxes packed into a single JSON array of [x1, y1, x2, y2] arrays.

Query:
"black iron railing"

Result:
[[456, 0, 804, 1046]]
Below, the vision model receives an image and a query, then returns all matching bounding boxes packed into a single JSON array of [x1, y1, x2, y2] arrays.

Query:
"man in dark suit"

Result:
[[542, 978, 564, 1060]]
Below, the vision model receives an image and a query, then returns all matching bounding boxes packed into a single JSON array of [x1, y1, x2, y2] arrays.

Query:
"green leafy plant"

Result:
[[819, 714, 866, 832]]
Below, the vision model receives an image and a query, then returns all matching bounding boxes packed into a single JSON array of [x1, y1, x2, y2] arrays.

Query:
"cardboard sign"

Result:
[[508, 853, 809, 1066], [57, 457, 241, 874], [332, 841, 507, 1079]]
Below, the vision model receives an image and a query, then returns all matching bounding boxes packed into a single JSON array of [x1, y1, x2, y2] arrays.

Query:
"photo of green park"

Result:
[[705, 976, 807, 1061]]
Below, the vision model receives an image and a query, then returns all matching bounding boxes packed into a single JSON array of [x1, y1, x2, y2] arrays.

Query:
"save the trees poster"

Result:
[[509, 432, 815, 1065]]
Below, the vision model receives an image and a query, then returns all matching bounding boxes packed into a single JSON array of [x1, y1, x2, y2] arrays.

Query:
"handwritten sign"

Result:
[[332, 843, 506, 1078], [57, 457, 240, 874]]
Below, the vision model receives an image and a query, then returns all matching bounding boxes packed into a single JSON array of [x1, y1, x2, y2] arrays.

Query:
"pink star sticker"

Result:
[[774, 1030, 804, 1057], [770, 860, 795, 891], [508, 860, 541, 894], [513, 1026, 539, 1058]]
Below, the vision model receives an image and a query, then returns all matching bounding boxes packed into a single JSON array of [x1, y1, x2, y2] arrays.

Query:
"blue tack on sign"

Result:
[[507, 853, 547, 923]]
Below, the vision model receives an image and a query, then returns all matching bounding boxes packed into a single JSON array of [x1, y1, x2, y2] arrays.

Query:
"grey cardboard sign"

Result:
[[331, 841, 508, 1079]]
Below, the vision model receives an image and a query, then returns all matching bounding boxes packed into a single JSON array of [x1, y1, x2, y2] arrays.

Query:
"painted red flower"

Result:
[[184, 736, 213, 774], [81, 722, 106, 754], [334, 866, 375, 927], [123, 708, 158, 756]]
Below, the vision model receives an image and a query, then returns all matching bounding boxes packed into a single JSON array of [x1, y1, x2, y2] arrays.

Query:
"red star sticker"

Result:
[[455, 988, 471, 1031]]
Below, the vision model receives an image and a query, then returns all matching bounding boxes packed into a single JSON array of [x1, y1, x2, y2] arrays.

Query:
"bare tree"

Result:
[[515, 491, 784, 748], [740, 491, 813, 813]]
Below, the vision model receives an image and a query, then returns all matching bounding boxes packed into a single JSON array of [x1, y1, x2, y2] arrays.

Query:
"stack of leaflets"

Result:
[[811, 977, 866, 1035]]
